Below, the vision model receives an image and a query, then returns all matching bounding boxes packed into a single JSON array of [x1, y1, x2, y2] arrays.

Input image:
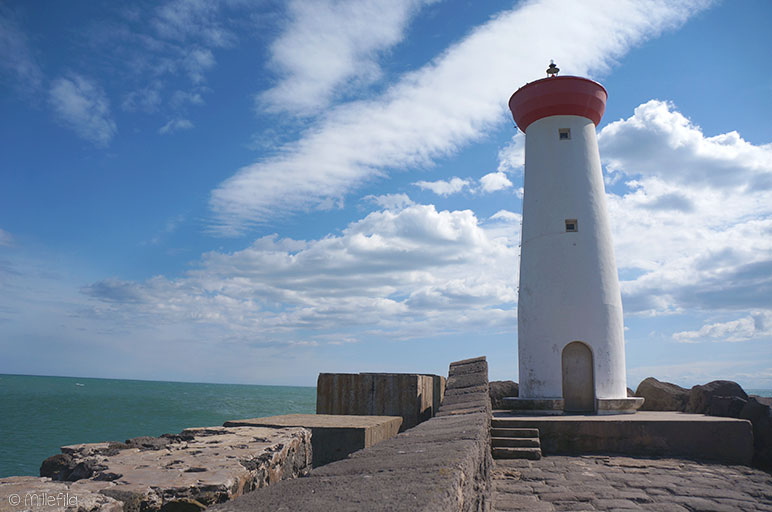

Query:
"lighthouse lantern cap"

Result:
[[509, 73, 607, 132]]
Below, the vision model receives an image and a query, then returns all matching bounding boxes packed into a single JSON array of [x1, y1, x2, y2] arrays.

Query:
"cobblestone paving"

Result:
[[492, 456, 772, 511]]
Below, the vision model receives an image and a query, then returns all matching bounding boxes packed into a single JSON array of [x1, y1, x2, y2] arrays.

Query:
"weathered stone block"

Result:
[[316, 372, 445, 431], [29, 426, 311, 512]]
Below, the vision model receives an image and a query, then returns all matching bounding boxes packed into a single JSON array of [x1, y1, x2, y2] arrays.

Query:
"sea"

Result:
[[0, 374, 316, 478]]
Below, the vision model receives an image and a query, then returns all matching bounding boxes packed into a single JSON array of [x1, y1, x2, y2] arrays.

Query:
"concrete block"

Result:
[[316, 373, 445, 431], [493, 411, 754, 465], [224, 414, 401, 467]]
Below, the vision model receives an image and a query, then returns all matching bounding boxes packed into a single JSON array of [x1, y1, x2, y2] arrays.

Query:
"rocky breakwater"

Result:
[[0, 426, 311, 512], [635, 377, 772, 468], [209, 356, 494, 512]]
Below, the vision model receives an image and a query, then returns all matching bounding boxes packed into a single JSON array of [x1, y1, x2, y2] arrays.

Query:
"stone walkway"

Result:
[[492, 456, 772, 511]]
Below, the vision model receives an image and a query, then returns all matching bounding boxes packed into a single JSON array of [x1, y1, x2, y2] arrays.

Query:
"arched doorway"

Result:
[[562, 341, 594, 412]]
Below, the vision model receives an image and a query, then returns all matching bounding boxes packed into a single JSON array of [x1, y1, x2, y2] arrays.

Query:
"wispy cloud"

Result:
[[259, 0, 435, 115], [210, 0, 711, 235], [0, 228, 13, 247], [414, 177, 470, 196], [673, 311, 772, 343], [0, 5, 44, 94], [49, 74, 117, 146], [159, 118, 194, 134]]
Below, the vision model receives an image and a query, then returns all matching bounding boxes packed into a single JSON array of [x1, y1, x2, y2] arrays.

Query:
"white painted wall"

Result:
[[517, 114, 627, 400]]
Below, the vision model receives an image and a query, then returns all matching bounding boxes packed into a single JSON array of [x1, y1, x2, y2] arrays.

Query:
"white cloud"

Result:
[[159, 118, 194, 134], [49, 74, 117, 146], [82, 204, 519, 343], [258, 0, 434, 115], [597, 101, 772, 320], [211, 0, 710, 235], [479, 171, 513, 193], [0, 6, 44, 93], [497, 133, 525, 174], [413, 177, 470, 196], [489, 210, 520, 223], [673, 312, 772, 343], [600, 100, 772, 189]]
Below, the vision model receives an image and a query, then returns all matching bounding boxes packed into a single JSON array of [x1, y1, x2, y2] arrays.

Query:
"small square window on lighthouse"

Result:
[[565, 219, 578, 232], [559, 128, 571, 140]]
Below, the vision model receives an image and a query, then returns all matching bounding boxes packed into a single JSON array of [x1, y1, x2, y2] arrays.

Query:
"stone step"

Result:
[[490, 419, 540, 429], [491, 447, 542, 460], [489, 427, 540, 438], [491, 436, 540, 448]]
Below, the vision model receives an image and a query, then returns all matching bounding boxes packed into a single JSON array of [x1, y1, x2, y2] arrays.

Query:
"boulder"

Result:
[[40, 453, 76, 480], [707, 395, 747, 418], [489, 380, 518, 409], [685, 380, 748, 414], [741, 396, 772, 423], [626, 387, 635, 397], [634, 377, 689, 411], [752, 415, 772, 469]]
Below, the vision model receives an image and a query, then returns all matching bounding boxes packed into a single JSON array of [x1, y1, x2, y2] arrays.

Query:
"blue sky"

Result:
[[1, 0, 770, 389]]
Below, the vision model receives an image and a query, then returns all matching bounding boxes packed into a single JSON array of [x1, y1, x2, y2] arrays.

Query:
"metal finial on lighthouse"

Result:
[[546, 60, 559, 77]]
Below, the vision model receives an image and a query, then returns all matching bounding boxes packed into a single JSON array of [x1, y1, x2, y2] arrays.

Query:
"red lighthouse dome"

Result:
[[509, 75, 607, 132]]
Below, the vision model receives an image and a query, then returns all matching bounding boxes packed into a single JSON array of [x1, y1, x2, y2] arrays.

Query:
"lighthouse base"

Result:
[[500, 397, 644, 415], [596, 397, 645, 415]]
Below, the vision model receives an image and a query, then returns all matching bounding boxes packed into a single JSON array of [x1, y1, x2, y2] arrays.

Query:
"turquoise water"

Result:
[[0, 374, 316, 478], [746, 389, 772, 398]]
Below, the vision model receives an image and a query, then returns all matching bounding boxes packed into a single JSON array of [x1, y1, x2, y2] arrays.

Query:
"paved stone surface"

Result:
[[492, 455, 772, 511]]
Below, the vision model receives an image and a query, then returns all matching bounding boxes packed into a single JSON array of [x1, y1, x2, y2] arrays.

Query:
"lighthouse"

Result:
[[508, 63, 642, 414]]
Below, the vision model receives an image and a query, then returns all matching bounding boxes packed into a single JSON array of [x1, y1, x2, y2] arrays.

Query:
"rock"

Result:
[[634, 377, 689, 411], [685, 380, 748, 414], [34, 426, 312, 512], [125, 436, 173, 451], [741, 396, 772, 422], [626, 387, 634, 397], [489, 380, 518, 409], [752, 415, 772, 469], [40, 453, 76, 480], [708, 395, 747, 418], [0, 476, 123, 512]]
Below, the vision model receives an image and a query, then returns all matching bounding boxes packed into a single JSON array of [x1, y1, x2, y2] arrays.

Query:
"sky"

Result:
[[1, 0, 770, 389]]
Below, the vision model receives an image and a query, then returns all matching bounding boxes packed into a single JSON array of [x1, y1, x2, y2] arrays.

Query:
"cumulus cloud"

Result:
[[49, 74, 117, 146], [598, 101, 772, 327], [479, 171, 513, 193], [211, 0, 710, 234], [413, 177, 470, 196], [259, 0, 434, 114], [83, 204, 519, 343], [600, 99, 772, 188]]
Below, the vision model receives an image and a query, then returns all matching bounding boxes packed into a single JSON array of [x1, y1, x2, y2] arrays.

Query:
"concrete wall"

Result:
[[213, 357, 493, 512], [317, 372, 445, 431]]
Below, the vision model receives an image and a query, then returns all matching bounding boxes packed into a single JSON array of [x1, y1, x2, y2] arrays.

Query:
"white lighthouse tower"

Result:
[[508, 63, 642, 414]]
